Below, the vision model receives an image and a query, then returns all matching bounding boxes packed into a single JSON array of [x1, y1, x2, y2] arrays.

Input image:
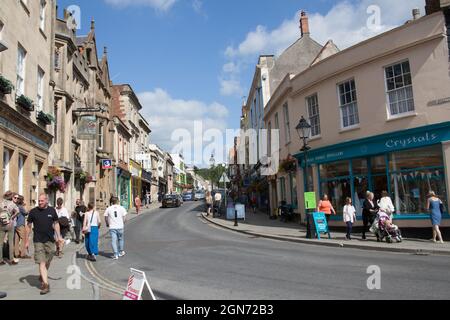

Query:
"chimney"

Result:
[[412, 8, 421, 20], [91, 19, 95, 30], [63, 8, 69, 20], [425, 0, 441, 15], [300, 11, 310, 37]]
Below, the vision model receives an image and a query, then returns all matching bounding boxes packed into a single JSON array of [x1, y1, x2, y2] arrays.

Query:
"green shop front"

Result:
[[295, 122, 450, 227], [116, 164, 131, 210]]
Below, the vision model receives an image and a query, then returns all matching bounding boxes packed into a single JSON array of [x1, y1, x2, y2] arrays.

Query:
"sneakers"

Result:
[[112, 255, 119, 260], [119, 251, 126, 257], [40, 283, 50, 295]]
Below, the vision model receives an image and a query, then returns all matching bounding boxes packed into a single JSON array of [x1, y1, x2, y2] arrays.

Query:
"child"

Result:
[[343, 197, 357, 240]]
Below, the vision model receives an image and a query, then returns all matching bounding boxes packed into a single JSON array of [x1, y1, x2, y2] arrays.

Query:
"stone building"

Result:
[[0, 0, 55, 208]]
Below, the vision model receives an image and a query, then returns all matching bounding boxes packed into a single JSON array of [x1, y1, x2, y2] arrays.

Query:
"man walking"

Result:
[[14, 195, 30, 259], [26, 194, 64, 295], [73, 200, 86, 244], [104, 197, 127, 260], [1, 191, 20, 265]]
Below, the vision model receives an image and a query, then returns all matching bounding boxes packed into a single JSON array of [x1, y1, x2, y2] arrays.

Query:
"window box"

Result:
[[0, 75, 14, 95], [37, 110, 55, 125], [16, 94, 34, 111]]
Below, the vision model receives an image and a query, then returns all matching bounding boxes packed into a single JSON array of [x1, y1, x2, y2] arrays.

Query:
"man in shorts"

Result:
[[26, 194, 63, 295]]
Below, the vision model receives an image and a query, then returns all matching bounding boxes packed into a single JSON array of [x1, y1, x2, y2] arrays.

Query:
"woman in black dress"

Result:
[[362, 192, 379, 240]]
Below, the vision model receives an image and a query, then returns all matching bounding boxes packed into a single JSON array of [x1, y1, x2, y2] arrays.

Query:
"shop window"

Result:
[[320, 160, 350, 179], [371, 155, 386, 174], [385, 61, 414, 116], [306, 94, 321, 137], [338, 79, 359, 128], [289, 173, 298, 207], [352, 158, 368, 176], [320, 178, 351, 215], [389, 145, 446, 215]]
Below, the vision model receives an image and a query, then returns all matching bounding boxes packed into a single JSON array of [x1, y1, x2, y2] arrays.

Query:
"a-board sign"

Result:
[[312, 212, 330, 240], [304, 192, 317, 210], [123, 268, 156, 301]]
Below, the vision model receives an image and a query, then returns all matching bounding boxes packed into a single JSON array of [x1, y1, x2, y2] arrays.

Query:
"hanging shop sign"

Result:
[[77, 115, 97, 140], [101, 159, 113, 170]]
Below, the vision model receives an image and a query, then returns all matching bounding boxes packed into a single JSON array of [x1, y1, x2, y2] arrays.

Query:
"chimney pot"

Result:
[[412, 8, 421, 20], [300, 11, 310, 37], [91, 19, 95, 30]]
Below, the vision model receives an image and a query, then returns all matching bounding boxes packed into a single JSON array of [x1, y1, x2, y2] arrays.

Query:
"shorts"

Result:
[[206, 204, 212, 209], [34, 242, 56, 264]]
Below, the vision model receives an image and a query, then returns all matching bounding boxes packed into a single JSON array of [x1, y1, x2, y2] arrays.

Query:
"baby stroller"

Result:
[[371, 210, 402, 243]]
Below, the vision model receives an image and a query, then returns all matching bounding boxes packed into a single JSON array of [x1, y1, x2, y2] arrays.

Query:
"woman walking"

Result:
[[82, 203, 101, 261], [317, 194, 336, 225], [427, 191, 445, 244], [343, 197, 357, 240], [362, 192, 379, 240], [205, 192, 213, 217], [55, 198, 71, 257]]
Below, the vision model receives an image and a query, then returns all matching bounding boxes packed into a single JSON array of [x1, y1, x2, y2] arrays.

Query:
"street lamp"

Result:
[[296, 116, 312, 238], [209, 154, 215, 191]]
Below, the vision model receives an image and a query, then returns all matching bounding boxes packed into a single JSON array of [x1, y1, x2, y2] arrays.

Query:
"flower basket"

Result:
[[16, 94, 34, 111], [0, 75, 14, 95], [75, 169, 93, 185], [37, 111, 55, 125], [47, 175, 66, 193], [279, 157, 297, 173]]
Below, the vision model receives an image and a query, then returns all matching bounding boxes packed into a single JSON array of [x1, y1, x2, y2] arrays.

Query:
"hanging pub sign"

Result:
[[77, 116, 97, 140]]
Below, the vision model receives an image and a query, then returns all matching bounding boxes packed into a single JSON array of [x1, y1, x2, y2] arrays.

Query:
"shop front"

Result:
[[130, 160, 142, 208], [295, 122, 450, 227], [141, 169, 152, 204], [117, 164, 131, 210]]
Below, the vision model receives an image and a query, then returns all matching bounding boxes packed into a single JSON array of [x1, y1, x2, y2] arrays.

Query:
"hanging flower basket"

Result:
[[37, 111, 55, 125], [0, 75, 14, 95], [75, 169, 93, 185], [279, 157, 297, 173], [16, 94, 34, 111], [46, 167, 66, 193]]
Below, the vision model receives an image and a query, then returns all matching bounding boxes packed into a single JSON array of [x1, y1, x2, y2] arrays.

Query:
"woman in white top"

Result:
[[343, 197, 357, 240], [82, 202, 101, 261], [377, 191, 395, 216], [55, 198, 70, 257]]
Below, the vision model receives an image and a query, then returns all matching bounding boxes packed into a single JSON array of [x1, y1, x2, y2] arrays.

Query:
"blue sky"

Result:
[[56, 0, 425, 165]]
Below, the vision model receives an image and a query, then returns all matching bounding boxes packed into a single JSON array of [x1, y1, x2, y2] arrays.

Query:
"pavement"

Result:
[[201, 208, 450, 256], [0, 201, 161, 300]]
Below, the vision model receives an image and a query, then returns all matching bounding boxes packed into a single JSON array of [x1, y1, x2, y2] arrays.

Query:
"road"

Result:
[[81, 202, 450, 300]]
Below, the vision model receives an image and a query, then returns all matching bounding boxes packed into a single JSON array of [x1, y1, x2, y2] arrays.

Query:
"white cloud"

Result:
[[225, 0, 425, 58], [192, 0, 207, 17], [138, 88, 230, 165], [223, 62, 240, 74], [104, 0, 177, 11], [219, 78, 243, 97]]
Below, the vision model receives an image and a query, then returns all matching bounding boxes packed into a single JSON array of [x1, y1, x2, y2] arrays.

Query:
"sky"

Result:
[[56, 0, 426, 166]]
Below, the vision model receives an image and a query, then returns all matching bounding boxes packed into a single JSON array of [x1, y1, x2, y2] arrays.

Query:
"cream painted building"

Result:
[[0, 0, 55, 208], [265, 7, 450, 228]]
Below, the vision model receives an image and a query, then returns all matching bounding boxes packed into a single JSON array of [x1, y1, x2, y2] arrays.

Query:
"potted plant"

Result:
[[16, 94, 34, 111], [37, 111, 55, 125], [0, 75, 14, 95], [46, 167, 66, 193]]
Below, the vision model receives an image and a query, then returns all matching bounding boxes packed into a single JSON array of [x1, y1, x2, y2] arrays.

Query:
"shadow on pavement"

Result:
[[19, 275, 41, 289]]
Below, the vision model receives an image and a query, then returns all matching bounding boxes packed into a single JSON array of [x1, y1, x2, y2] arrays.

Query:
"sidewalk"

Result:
[[202, 210, 450, 256], [0, 201, 162, 300]]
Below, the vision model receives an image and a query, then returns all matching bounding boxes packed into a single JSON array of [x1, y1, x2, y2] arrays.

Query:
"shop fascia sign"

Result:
[[299, 125, 449, 165]]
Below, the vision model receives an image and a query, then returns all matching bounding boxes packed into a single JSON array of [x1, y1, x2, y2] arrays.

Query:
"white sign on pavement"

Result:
[[123, 268, 156, 301]]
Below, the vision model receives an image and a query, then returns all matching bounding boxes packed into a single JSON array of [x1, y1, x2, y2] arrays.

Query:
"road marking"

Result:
[[85, 259, 125, 294]]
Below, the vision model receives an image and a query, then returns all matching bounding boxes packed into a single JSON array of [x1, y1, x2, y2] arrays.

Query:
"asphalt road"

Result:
[[86, 202, 450, 300]]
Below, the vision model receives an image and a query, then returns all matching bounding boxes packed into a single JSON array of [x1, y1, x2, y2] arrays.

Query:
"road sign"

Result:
[[304, 192, 317, 210], [102, 159, 113, 169], [123, 268, 156, 301], [220, 173, 230, 183]]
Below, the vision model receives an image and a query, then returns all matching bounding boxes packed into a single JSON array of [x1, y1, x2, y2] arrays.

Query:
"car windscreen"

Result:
[[164, 195, 177, 199]]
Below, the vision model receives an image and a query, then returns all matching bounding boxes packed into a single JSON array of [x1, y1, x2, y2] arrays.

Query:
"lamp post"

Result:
[[296, 116, 312, 238]]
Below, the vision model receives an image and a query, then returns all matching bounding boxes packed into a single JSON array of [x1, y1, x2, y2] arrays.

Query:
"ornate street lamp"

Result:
[[296, 116, 313, 238], [209, 154, 215, 191]]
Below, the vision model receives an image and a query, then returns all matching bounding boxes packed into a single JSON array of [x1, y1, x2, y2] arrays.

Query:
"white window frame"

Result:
[[39, 0, 46, 32], [37, 67, 44, 112], [3, 149, 10, 192], [384, 60, 415, 118], [283, 103, 291, 143], [306, 93, 321, 137], [18, 154, 24, 195], [337, 79, 360, 129], [98, 122, 104, 150], [16, 44, 26, 96]]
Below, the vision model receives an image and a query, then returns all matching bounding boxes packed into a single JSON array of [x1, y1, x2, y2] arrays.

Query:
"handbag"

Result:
[[440, 202, 446, 214], [82, 211, 95, 235]]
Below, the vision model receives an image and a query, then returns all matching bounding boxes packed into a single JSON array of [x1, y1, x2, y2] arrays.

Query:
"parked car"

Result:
[[162, 194, 183, 208], [182, 192, 194, 202], [194, 191, 206, 201]]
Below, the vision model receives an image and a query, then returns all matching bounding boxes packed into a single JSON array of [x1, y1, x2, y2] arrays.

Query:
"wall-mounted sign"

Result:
[[102, 159, 113, 169], [428, 97, 450, 107], [77, 115, 97, 140], [135, 153, 151, 161]]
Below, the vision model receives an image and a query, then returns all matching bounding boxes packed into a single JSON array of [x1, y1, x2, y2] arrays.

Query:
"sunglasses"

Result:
[[13, 196, 19, 199]]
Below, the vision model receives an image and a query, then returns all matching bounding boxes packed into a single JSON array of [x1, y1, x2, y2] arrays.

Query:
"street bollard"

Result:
[[234, 209, 239, 227]]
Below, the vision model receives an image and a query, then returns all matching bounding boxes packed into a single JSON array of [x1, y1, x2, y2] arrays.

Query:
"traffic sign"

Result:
[[102, 159, 113, 169], [220, 173, 230, 183]]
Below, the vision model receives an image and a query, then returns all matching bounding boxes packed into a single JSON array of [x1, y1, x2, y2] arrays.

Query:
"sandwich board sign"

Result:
[[123, 268, 156, 301], [312, 212, 330, 240]]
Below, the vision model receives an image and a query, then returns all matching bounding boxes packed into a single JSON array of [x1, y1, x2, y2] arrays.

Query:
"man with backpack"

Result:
[[1, 191, 20, 265]]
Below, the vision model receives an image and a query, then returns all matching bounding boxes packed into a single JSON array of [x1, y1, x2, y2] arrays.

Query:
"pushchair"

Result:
[[371, 211, 402, 243]]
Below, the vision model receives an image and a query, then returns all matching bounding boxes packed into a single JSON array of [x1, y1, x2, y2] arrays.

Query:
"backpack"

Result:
[[0, 202, 11, 227]]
